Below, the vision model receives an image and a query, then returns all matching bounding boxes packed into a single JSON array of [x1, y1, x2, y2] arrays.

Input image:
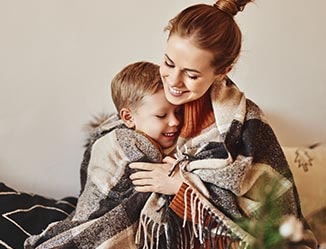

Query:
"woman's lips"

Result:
[[168, 86, 184, 97]]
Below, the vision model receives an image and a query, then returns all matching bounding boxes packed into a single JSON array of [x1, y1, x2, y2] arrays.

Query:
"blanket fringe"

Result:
[[136, 212, 197, 249], [183, 185, 253, 249], [136, 214, 168, 249]]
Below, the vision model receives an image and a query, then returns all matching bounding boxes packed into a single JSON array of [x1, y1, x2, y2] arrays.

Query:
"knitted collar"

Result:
[[180, 90, 215, 138]]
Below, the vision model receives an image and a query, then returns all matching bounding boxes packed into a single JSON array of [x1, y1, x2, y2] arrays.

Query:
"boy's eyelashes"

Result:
[[155, 114, 167, 119]]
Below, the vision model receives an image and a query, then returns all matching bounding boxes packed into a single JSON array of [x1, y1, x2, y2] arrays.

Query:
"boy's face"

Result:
[[131, 89, 182, 149]]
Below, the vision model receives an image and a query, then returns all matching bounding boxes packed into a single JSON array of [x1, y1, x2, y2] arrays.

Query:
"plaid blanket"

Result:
[[157, 78, 317, 248], [24, 115, 164, 248], [25, 79, 317, 249]]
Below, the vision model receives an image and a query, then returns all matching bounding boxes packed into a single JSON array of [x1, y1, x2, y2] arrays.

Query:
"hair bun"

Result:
[[214, 0, 252, 16]]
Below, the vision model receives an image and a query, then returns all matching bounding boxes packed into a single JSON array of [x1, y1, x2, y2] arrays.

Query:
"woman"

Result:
[[130, 0, 317, 248]]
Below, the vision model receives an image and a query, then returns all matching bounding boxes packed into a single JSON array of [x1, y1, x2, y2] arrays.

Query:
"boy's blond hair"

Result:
[[111, 61, 163, 112]]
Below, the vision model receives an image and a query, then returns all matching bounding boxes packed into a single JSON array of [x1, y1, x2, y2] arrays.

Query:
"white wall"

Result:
[[0, 0, 325, 198]]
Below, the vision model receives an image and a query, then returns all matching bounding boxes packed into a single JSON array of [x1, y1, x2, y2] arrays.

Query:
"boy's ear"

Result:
[[120, 108, 135, 128]]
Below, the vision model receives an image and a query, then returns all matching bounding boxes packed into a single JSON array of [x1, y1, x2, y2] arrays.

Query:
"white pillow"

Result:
[[282, 144, 326, 217]]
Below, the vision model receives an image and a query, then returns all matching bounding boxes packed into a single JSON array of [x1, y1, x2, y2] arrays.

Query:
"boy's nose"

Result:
[[169, 115, 180, 127]]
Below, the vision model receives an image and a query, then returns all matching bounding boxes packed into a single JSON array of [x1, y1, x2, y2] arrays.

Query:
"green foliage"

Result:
[[236, 182, 287, 249]]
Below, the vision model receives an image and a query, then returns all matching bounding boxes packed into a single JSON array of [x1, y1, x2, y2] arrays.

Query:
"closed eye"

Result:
[[164, 60, 174, 68], [187, 74, 198, 80], [164, 54, 175, 68], [156, 114, 166, 119]]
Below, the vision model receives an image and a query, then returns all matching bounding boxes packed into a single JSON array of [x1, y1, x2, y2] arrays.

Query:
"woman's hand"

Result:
[[129, 156, 183, 195]]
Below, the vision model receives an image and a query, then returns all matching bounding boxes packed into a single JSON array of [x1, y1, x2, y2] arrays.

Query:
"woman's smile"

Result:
[[168, 86, 185, 96]]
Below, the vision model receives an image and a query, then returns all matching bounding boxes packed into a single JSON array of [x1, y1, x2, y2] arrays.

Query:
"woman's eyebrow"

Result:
[[165, 54, 201, 74], [183, 67, 201, 74]]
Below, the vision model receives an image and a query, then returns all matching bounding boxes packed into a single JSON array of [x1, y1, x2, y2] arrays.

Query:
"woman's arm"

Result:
[[129, 156, 183, 195]]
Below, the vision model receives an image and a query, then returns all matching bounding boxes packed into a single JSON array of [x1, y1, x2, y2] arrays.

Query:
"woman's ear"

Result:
[[120, 108, 135, 128], [215, 65, 233, 82], [224, 65, 233, 74]]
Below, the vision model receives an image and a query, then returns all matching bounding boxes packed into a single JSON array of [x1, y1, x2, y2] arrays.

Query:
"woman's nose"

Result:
[[168, 70, 183, 87]]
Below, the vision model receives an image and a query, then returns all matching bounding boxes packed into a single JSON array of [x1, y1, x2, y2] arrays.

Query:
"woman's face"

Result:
[[160, 34, 225, 105]]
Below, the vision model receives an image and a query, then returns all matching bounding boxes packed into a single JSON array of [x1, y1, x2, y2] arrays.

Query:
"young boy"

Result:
[[24, 61, 182, 248], [74, 61, 182, 221]]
